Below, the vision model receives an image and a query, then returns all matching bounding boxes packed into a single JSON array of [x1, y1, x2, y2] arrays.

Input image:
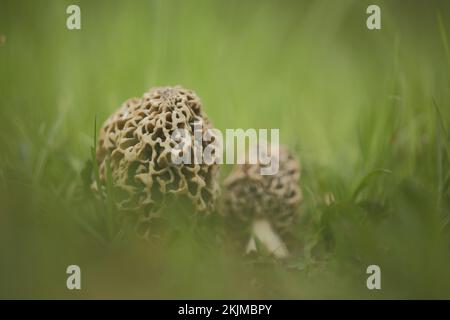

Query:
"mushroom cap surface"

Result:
[[94, 86, 220, 237], [223, 145, 302, 234]]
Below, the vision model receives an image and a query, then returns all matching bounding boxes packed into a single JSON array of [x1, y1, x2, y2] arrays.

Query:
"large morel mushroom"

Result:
[[94, 86, 220, 238], [223, 145, 302, 258]]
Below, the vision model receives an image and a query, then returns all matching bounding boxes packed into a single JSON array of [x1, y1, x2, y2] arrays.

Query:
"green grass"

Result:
[[0, 0, 449, 299]]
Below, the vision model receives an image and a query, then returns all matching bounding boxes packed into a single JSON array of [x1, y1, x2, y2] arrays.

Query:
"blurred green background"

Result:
[[1, 0, 450, 299]]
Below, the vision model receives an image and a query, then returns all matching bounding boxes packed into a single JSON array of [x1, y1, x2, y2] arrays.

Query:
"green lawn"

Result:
[[0, 0, 449, 299]]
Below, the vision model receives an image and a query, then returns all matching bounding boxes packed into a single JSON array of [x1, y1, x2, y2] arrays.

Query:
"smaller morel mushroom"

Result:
[[223, 145, 302, 258], [93, 86, 220, 239]]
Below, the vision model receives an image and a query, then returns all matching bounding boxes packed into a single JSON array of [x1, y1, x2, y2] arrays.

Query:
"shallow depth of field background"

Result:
[[1, 0, 450, 299]]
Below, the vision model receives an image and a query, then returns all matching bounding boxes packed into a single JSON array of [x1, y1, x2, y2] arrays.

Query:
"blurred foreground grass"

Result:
[[0, 0, 450, 299]]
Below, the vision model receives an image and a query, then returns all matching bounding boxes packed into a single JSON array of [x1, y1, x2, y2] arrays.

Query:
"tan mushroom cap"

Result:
[[94, 86, 220, 237], [223, 145, 302, 234]]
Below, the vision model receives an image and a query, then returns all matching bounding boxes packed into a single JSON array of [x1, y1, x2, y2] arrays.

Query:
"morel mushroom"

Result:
[[94, 86, 220, 238], [223, 145, 302, 258]]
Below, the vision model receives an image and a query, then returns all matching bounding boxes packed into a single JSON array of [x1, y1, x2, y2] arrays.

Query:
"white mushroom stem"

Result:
[[246, 218, 289, 259]]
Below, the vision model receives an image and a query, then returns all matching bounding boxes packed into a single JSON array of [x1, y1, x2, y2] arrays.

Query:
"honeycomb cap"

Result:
[[223, 144, 302, 234], [94, 86, 220, 237]]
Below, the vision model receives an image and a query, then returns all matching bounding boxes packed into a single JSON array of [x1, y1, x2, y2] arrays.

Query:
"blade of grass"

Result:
[[433, 99, 450, 209], [104, 157, 116, 240], [433, 99, 450, 161], [437, 11, 450, 75], [91, 116, 101, 192], [351, 169, 392, 202]]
